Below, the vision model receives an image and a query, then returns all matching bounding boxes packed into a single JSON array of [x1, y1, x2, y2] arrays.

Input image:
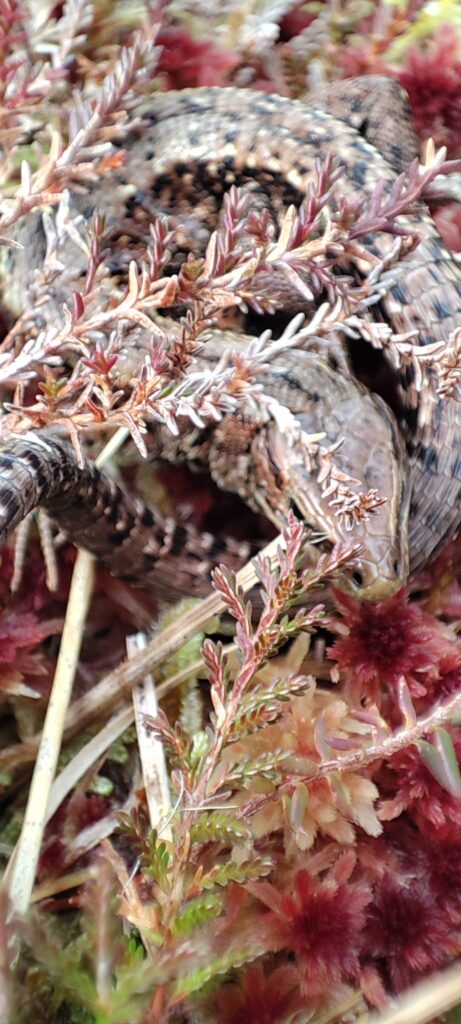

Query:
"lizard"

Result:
[[0, 75, 460, 601], [0, 341, 408, 602]]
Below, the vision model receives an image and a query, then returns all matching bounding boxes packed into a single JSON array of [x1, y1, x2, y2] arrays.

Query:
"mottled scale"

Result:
[[140, 337, 410, 601], [0, 435, 251, 600], [135, 82, 461, 578], [3, 76, 461, 596]]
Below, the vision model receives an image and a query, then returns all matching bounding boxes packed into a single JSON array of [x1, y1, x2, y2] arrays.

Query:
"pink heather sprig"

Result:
[[146, 217, 176, 282], [188, 141, 460, 322], [2, 336, 266, 460], [81, 212, 107, 296], [203, 185, 253, 278], [341, 141, 461, 245], [1, 129, 458, 490], [0, 25, 160, 235], [148, 515, 351, 786], [296, 155, 345, 240], [2, 134, 454, 430], [41, 0, 94, 73], [0, 0, 28, 95], [125, 518, 361, 971], [226, 674, 314, 741], [0, 0, 56, 120], [141, 518, 358, 854], [208, 513, 357, 712]]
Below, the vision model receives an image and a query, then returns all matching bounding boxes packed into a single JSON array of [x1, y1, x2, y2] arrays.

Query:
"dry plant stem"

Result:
[[0, 649, 224, 777], [37, 510, 60, 592], [51, 536, 284, 741], [316, 686, 461, 774], [0, 643, 239, 779], [12, 511, 59, 592], [370, 958, 461, 1024], [10, 516, 32, 594], [44, 705, 134, 824], [127, 632, 172, 841], [5, 550, 95, 915], [155, 652, 223, 691], [68, 806, 131, 861], [31, 867, 98, 905], [4, 427, 130, 914], [0, 27, 158, 234], [94, 426, 130, 469], [102, 838, 160, 962]]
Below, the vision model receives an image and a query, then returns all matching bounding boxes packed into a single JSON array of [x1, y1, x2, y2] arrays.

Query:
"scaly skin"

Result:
[[0, 342, 409, 599], [0, 76, 460, 599]]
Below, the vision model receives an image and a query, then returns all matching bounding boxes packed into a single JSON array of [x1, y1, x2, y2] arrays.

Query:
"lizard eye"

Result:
[[351, 570, 363, 588]]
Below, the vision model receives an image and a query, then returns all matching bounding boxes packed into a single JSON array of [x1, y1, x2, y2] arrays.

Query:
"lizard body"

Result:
[[0, 342, 408, 600], [0, 77, 460, 599]]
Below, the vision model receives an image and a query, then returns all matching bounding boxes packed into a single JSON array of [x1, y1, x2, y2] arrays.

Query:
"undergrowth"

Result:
[[0, 1, 461, 1022]]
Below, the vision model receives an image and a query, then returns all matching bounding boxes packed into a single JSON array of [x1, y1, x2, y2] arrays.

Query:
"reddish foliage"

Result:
[[329, 589, 458, 703], [339, 23, 461, 157], [364, 872, 461, 991], [433, 200, 461, 252], [398, 27, 461, 156], [203, 964, 308, 1024], [339, 47, 389, 80], [39, 792, 109, 874], [156, 26, 238, 89], [389, 823, 461, 917], [252, 863, 371, 997], [0, 603, 62, 687], [278, 5, 318, 41], [420, 835, 461, 911], [3, 7, 461, 1015]]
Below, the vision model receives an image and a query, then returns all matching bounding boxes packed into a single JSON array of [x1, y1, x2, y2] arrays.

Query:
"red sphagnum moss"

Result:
[[398, 27, 461, 156], [250, 855, 371, 997], [329, 588, 460, 703]]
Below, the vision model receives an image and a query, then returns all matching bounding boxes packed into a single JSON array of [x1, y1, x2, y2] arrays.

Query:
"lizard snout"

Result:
[[337, 553, 406, 603]]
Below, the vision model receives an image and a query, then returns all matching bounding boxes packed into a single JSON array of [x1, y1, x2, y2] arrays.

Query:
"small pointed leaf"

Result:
[[418, 728, 461, 798]]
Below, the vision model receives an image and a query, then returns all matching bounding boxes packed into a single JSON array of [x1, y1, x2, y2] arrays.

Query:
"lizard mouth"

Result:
[[335, 563, 406, 603]]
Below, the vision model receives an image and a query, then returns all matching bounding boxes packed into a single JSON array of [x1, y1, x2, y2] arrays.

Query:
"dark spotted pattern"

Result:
[[2, 76, 461, 598], [350, 161, 368, 186], [0, 436, 251, 600]]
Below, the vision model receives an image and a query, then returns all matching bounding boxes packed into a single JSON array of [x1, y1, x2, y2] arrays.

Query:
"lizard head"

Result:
[[253, 349, 411, 603]]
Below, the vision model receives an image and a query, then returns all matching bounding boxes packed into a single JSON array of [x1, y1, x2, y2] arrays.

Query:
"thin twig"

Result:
[[57, 533, 290, 737], [4, 426, 130, 915], [45, 704, 134, 824], [31, 867, 98, 905], [241, 685, 461, 821], [127, 632, 172, 841], [5, 548, 95, 914], [0, 537, 288, 778]]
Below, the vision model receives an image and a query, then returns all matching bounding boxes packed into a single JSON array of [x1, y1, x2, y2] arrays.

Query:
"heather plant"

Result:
[[1, 3, 461, 1024]]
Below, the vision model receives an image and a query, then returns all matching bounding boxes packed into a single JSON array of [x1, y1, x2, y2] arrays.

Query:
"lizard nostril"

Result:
[[351, 570, 363, 587]]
